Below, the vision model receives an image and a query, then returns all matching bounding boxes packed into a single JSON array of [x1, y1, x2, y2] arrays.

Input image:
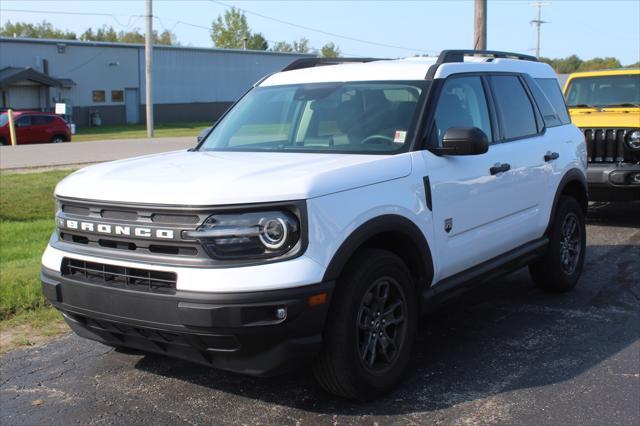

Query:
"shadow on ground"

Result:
[[130, 203, 639, 417]]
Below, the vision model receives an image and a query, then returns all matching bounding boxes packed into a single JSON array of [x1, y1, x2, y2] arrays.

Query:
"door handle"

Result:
[[490, 163, 511, 175], [544, 151, 560, 162]]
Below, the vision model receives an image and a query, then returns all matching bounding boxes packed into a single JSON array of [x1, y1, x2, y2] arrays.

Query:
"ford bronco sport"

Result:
[[564, 68, 640, 201], [42, 50, 587, 400]]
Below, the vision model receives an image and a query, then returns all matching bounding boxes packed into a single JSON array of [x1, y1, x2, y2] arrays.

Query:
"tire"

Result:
[[529, 196, 586, 293], [51, 136, 65, 143], [313, 248, 418, 400]]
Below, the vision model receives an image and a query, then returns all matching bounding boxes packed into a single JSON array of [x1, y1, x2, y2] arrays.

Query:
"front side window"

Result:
[[0, 113, 7, 127], [433, 76, 493, 146], [199, 82, 426, 154], [489, 76, 538, 140], [16, 116, 32, 127], [565, 74, 640, 108]]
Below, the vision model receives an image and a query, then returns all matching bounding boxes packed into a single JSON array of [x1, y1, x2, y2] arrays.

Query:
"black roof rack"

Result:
[[282, 57, 381, 72], [425, 49, 538, 79]]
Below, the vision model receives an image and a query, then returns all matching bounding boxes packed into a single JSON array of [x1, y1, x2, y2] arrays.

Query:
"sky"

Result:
[[1, 0, 639, 65]]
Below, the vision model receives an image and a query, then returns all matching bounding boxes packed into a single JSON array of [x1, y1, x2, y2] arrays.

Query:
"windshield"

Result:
[[565, 74, 640, 108], [199, 81, 426, 154], [0, 113, 7, 127]]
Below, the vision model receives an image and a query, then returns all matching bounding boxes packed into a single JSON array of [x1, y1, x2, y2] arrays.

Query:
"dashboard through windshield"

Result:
[[198, 81, 427, 154]]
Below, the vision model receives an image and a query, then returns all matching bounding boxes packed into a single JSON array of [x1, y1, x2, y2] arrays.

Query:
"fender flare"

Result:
[[322, 214, 434, 287], [546, 168, 588, 234]]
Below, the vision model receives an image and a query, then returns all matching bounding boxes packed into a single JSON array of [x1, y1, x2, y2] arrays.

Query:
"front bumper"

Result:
[[587, 163, 640, 201], [42, 266, 333, 376]]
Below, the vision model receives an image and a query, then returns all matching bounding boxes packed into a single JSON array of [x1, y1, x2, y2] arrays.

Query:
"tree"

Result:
[[320, 42, 341, 58], [271, 38, 311, 54], [0, 20, 76, 39], [80, 25, 178, 45], [578, 57, 622, 71], [210, 7, 267, 50]]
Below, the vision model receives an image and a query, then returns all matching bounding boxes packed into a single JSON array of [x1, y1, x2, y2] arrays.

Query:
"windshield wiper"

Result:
[[568, 103, 596, 108], [605, 103, 640, 108]]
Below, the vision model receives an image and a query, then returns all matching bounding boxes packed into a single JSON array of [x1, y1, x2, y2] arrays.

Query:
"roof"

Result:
[[0, 67, 66, 88], [565, 68, 640, 79], [260, 56, 557, 87], [0, 36, 316, 58]]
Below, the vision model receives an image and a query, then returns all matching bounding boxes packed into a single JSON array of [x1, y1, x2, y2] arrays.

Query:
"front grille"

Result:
[[62, 257, 177, 294], [582, 128, 639, 164], [55, 197, 214, 264]]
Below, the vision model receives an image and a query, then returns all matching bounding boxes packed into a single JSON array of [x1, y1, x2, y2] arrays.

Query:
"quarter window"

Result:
[[535, 78, 571, 125], [433, 76, 493, 146], [489, 76, 538, 140]]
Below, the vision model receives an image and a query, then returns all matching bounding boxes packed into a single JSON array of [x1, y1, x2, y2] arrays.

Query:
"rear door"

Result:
[[32, 115, 55, 142]]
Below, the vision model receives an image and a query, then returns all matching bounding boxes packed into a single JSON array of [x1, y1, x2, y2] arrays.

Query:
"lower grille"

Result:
[[583, 128, 639, 164], [61, 257, 177, 294]]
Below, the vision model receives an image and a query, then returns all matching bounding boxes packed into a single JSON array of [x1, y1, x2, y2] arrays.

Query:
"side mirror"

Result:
[[433, 127, 489, 156]]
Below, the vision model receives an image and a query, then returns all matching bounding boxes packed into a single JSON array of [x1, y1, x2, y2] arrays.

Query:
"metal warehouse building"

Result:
[[0, 37, 312, 128]]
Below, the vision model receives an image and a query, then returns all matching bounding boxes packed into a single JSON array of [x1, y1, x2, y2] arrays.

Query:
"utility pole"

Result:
[[145, 0, 154, 137], [474, 0, 487, 50], [530, 2, 549, 58]]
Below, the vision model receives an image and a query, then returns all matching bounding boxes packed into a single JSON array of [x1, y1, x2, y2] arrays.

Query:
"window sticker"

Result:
[[394, 130, 407, 143]]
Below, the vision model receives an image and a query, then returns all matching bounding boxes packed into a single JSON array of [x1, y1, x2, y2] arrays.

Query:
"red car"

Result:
[[0, 111, 72, 145]]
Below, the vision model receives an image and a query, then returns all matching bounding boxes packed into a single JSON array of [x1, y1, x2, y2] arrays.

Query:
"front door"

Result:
[[125, 88, 139, 124]]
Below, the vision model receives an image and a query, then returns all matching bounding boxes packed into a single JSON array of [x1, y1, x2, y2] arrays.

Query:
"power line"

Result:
[[208, 0, 438, 54], [0, 8, 143, 29], [1, 7, 368, 57]]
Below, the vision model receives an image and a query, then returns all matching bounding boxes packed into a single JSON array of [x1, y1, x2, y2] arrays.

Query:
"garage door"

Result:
[[8, 85, 41, 109]]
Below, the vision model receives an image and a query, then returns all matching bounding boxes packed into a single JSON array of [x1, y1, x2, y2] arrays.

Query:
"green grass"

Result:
[[73, 121, 211, 142], [0, 170, 74, 322]]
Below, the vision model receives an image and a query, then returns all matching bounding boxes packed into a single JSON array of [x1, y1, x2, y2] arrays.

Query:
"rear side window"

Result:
[[488, 76, 538, 140], [33, 115, 54, 125], [535, 78, 571, 124]]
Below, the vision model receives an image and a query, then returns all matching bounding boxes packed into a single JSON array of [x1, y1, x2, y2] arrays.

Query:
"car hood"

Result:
[[55, 150, 412, 205], [568, 107, 640, 128]]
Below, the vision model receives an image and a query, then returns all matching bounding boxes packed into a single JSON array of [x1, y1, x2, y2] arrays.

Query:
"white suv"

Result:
[[42, 50, 588, 400]]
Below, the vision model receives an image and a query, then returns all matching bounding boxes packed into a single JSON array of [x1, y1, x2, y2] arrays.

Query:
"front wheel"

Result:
[[529, 196, 586, 292], [313, 248, 418, 400]]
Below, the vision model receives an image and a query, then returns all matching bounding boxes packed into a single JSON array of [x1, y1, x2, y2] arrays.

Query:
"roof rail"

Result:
[[425, 49, 538, 79], [282, 57, 381, 72]]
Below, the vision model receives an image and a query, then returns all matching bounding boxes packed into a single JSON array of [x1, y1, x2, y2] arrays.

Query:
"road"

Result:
[[1, 202, 639, 425], [0, 137, 194, 171]]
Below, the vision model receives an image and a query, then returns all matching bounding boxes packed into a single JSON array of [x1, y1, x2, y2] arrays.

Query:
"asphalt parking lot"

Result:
[[1, 202, 638, 425]]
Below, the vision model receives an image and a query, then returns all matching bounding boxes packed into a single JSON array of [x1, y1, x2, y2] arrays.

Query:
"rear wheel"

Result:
[[313, 248, 418, 400], [529, 196, 586, 292], [51, 135, 65, 143]]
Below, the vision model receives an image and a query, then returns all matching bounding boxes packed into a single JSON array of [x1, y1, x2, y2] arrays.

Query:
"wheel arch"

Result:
[[546, 168, 588, 234], [322, 215, 435, 293]]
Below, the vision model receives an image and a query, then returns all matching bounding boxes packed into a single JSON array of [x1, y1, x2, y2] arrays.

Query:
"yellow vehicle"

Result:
[[564, 69, 640, 201]]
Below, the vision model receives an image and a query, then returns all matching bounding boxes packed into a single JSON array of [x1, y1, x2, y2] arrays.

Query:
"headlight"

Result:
[[628, 130, 640, 150], [183, 210, 301, 260]]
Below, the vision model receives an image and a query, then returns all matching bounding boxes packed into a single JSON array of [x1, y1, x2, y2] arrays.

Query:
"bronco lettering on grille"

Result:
[[57, 218, 175, 239]]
